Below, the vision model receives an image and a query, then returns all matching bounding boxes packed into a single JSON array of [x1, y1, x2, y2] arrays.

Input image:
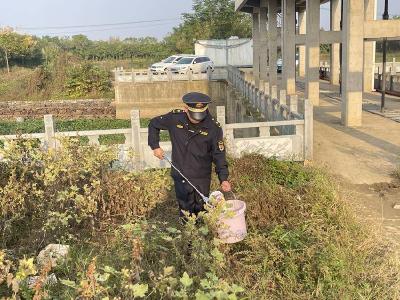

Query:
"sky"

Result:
[[1, 0, 400, 40], [1, 0, 193, 40]]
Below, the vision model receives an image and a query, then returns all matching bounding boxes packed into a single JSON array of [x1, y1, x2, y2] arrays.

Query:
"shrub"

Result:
[[0, 148, 399, 299], [64, 62, 111, 98], [0, 139, 171, 253]]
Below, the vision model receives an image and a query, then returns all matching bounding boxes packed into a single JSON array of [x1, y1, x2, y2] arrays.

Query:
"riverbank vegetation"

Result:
[[0, 142, 399, 299]]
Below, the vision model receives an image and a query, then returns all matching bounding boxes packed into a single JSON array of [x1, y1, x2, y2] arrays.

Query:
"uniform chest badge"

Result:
[[218, 140, 225, 151], [176, 124, 184, 129], [200, 131, 208, 136]]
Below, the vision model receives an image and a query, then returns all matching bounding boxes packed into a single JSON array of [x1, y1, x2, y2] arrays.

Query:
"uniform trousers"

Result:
[[173, 175, 211, 217]]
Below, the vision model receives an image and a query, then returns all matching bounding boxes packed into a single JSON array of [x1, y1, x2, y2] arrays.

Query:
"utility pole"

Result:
[[381, 0, 389, 112]]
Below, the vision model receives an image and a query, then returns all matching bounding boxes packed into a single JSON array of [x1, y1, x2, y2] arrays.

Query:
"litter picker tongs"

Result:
[[163, 156, 210, 204]]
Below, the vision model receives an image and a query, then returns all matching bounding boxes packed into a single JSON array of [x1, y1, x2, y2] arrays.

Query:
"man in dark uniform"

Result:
[[148, 92, 231, 217]]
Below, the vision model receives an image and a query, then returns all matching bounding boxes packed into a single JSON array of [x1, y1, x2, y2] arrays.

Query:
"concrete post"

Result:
[[271, 85, 278, 99], [304, 99, 313, 160], [330, 0, 341, 85], [289, 94, 298, 112], [363, 0, 377, 92], [259, 79, 265, 92], [279, 89, 287, 105], [44, 114, 56, 150], [306, 0, 320, 106], [282, 0, 296, 95], [217, 106, 226, 129], [130, 110, 142, 167], [252, 9, 261, 87], [264, 81, 270, 96], [268, 0, 278, 87], [342, 0, 364, 127], [298, 9, 306, 78], [259, 0, 268, 81]]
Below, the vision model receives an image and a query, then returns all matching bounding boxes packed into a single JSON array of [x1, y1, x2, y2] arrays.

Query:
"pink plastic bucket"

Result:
[[217, 200, 247, 243]]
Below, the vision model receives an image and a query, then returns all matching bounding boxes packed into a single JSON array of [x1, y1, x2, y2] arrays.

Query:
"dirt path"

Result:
[[313, 88, 400, 245]]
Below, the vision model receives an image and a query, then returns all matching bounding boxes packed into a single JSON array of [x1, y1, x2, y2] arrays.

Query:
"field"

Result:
[[0, 57, 156, 103], [0, 141, 399, 299]]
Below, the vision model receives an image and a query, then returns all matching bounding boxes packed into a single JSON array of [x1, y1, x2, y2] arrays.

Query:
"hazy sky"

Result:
[[1, 0, 193, 40], [1, 1, 400, 40]]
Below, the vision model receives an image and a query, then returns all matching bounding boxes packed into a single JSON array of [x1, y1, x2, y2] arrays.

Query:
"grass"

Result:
[[394, 165, 400, 180], [0, 146, 399, 298]]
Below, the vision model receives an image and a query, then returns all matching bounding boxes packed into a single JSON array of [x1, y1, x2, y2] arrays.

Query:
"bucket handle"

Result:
[[224, 190, 238, 201]]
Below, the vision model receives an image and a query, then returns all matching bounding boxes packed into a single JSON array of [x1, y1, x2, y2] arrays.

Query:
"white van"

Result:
[[168, 55, 214, 74]]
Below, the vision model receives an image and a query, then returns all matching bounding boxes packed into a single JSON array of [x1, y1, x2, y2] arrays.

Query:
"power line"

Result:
[[25, 21, 178, 36], [19, 21, 179, 35], [18, 17, 180, 31]]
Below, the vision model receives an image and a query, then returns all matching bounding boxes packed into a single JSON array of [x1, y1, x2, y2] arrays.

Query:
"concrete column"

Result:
[[259, 0, 268, 82], [282, 0, 296, 95], [306, 0, 320, 106], [298, 9, 306, 78], [252, 9, 261, 87], [342, 0, 364, 127], [363, 0, 377, 92], [330, 0, 341, 85], [268, 0, 278, 88]]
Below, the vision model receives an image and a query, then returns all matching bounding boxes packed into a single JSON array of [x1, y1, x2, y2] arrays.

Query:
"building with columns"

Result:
[[235, 0, 400, 127]]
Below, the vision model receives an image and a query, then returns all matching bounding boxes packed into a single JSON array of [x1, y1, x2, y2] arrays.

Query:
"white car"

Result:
[[150, 55, 186, 74], [168, 56, 214, 74]]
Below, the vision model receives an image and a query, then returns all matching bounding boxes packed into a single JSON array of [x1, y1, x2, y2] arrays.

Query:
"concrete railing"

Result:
[[0, 105, 312, 170], [226, 65, 312, 160], [374, 73, 400, 96], [114, 67, 228, 83]]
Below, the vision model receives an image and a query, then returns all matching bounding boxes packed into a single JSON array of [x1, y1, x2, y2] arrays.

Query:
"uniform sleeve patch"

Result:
[[218, 140, 225, 151]]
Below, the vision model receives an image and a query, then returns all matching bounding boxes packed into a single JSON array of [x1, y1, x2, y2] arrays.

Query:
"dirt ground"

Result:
[[312, 86, 400, 246]]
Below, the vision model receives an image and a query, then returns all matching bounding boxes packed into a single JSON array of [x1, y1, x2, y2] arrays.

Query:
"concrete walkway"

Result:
[[314, 94, 400, 184], [309, 82, 400, 244]]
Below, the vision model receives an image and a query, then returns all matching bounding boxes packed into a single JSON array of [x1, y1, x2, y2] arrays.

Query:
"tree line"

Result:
[[0, 0, 252, 72]]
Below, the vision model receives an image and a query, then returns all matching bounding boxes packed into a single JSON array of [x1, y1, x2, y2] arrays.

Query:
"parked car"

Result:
[[150, 55, 187, 74], [168, 55, 214, 74], [276, 54, 298, 73], [277, 58, 283, 73]]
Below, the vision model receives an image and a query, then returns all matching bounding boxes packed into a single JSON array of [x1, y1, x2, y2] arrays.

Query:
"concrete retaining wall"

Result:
[[0, 99, 115, 120], [115, 80, 227, 119]]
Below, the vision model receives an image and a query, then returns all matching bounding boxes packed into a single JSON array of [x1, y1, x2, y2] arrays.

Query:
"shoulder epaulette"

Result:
[[211, 118, 221, 128], [172, 109, 184, 114]]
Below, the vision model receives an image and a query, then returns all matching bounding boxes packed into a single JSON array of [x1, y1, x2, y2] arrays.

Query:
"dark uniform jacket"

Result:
[[148, 109, 229, 183]]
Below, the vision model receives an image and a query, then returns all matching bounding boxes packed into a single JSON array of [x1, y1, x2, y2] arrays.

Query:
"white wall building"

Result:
[[195, 37, 253, 67]]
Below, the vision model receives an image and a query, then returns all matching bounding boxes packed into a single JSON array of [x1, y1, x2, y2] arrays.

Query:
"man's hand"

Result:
[[153, 147, 165, 160], [220, 181, 231, 192]]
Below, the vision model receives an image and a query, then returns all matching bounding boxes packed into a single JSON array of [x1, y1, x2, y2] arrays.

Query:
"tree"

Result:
[[165, 0, 252, 53], [0, 28, 36, 73]]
